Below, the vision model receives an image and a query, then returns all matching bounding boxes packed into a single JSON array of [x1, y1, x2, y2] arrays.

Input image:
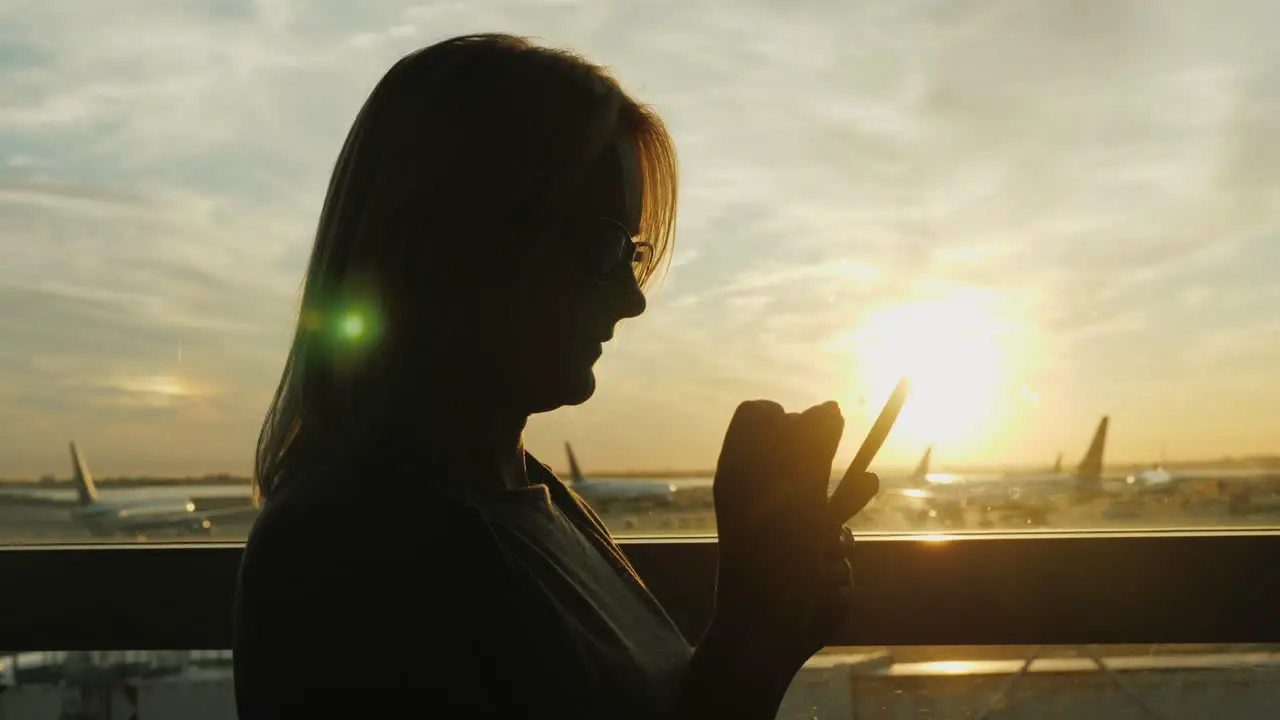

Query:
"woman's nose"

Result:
[[617, 278, 647, 320]]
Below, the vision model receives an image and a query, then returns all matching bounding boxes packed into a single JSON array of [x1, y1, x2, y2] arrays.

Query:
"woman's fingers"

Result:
[[716, 400, 787, 478], [714, 400, 790, 530], [776, 404, 841, 541], [794, 401, 845, 508], [723, 399, 786, 439], [795, 401, 844, 468]]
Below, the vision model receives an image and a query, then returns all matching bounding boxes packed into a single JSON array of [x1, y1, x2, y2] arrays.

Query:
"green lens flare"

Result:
[[339, 310, 367, 341], [305, 297, 382, 350]]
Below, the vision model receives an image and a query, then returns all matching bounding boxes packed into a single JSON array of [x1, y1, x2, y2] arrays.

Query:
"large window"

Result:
[[2, 4, 1278, 717], [2, 3, 1278, 545]]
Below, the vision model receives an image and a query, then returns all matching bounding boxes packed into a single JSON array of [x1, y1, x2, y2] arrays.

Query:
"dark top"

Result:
[[232, 453, 692, 719]]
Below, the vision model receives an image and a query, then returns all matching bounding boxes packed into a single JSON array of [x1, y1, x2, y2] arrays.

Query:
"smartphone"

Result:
[[828, 376, 911, 526]]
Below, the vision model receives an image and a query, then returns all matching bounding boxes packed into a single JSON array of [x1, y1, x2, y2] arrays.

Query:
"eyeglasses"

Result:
[[564, 216, 654, 286]]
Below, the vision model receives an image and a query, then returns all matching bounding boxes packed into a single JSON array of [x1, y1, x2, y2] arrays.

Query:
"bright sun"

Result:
[[835, 292, 1018, 451]]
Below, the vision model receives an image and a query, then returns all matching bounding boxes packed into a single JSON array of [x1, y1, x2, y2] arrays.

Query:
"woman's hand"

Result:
[[708, 399, 875, 678]]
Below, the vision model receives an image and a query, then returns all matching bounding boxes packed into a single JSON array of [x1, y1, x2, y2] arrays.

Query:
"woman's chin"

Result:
[[559, 366, 598, 406], [527, 367, 597, 414]]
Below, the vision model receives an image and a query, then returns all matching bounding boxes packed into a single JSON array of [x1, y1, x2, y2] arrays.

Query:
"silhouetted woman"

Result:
[[233, 33, 871, 720]]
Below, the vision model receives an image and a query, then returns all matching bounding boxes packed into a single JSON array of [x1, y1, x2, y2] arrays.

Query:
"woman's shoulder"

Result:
[[232, 469, 518, 704], [239, 470, 502, 600]]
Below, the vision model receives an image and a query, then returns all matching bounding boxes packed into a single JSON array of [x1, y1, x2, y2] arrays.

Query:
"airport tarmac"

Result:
[[2, 491, 1278, 544]]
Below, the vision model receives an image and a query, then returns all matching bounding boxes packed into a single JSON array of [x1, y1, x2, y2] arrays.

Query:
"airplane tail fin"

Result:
[[565, 442, 586, 486], [1052, 452, 1063, 474], [911, 446, 932, 484], [69, 442, 98, 505], [1076, 416, 1109, 480]]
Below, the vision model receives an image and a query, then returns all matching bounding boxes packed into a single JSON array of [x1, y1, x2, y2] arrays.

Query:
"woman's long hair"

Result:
[[253, 33, 678, 505]]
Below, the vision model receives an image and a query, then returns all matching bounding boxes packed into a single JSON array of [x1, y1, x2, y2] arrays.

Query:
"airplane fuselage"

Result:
[[575, 481, 678, 507], [925, 472, 1078, 504], [70, 498, 211, 537], [1125, 467, 1178, 494]]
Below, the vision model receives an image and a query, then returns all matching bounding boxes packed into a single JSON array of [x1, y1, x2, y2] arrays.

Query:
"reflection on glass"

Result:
[[1, 650, 236, 719], [6, 646, 1278, 719], [781, 644, 1280, 720]]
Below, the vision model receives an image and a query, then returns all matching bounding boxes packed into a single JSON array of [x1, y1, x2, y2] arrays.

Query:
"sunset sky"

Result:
[[1, 0, 1278, 477]]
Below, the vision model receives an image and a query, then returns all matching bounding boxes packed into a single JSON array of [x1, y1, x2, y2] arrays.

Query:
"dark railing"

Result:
[[2, 531, 1279, 651]]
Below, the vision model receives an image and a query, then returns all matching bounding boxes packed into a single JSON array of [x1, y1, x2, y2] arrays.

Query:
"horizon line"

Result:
[[4, 455, 1280, 484]]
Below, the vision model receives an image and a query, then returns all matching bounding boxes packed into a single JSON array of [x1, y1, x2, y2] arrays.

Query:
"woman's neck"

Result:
[[415, 398, 531, 492]]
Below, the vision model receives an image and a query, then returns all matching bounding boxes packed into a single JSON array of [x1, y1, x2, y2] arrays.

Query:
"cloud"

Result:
[[2, 0, 1280, 474]]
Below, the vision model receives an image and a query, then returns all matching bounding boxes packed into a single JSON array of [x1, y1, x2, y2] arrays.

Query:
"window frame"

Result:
[[1, 531, 1278, 651]]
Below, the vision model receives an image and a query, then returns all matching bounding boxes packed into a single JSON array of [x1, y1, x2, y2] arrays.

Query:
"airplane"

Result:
[[66, 442, 245, 539], [1123, 462, 1280, 514], [910, 446, 933, 487], [878, 445, 972, 526], [1122, 464, 1180, 495], [1125, 463, 1278, 492], [562, 443, 699, 511], [891, 416, 1110, 528]]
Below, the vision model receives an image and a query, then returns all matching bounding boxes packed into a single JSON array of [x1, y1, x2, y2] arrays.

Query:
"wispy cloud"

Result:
[[2, 0, 1279, 474]]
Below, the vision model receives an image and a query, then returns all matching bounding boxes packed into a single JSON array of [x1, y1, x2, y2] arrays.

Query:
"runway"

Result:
[[1, 483, 1277, 545]]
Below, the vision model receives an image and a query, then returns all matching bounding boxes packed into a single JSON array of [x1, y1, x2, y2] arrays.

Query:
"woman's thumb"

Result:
[[827, 470, 880, 528]]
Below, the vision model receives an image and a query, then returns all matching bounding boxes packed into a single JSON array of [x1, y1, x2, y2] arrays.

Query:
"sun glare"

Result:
[[119, 375, 191, 398], [103, 375, 202, 409], [836, 292, 1021, 452]]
